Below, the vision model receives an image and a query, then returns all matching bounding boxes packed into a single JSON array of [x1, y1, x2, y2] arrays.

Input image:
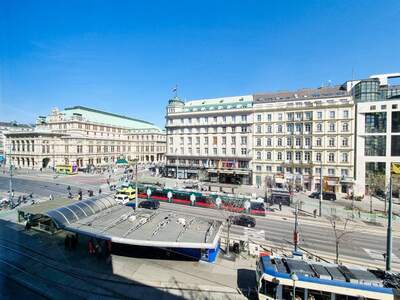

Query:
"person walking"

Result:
[[98, 188, 102, 195], [88, 239, 95, 255]]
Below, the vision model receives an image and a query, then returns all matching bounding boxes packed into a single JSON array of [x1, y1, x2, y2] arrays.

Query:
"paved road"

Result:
[[1, 176, 399, 270], [157, 202, 400, 269]]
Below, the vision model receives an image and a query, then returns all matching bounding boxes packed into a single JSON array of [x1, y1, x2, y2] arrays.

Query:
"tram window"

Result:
[[259, 279, 277, 297], [336, 295, 362, 300], [308, 289, 331, 300], [282, 285, 306, 300]]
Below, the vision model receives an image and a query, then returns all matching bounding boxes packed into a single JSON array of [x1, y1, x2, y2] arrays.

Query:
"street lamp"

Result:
[[8, 143, 14, 208], [132, 158, 139, 211], [319, 159, 323, 217], [290, 272, 298, 300]]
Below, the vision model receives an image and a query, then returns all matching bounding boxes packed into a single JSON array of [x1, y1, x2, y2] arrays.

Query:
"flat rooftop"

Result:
[[45, 196, 222, 249]]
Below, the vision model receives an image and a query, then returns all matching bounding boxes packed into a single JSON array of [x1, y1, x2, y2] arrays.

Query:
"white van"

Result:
[[114, 193, 129, 205]]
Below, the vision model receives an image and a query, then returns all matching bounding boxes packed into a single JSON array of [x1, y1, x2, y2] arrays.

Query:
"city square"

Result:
[[1, 1, 400, 299]]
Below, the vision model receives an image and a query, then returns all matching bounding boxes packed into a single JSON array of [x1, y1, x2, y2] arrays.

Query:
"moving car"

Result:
[[138, 200, 160, 210], [229, 214, 256, 227], [308, 192, 337, 201], [114, 194, 129, 204]]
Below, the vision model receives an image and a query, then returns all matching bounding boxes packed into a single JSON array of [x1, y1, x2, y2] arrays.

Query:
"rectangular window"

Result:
[[231, 148, 236, 155], [213, 136, 218, 145], [365, 136, 386, 156], [329, 111, 335, 119], [257, 114, 262, 122], [256, 175, 261, 186], [267, 114, 272, 121], [343, 110, 349, 118], [365, 112, 387, 133], [231, 136, 236, 145], [317, 111, 322, 119], [392, 112, 400, 132], [391, 136, 400, 156]]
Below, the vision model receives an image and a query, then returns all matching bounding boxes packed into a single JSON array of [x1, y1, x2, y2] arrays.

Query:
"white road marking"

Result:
[[364, 248, 400, 263]]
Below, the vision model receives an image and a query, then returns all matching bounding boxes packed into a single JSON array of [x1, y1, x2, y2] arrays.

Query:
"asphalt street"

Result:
[[1, 175, 399, 270]]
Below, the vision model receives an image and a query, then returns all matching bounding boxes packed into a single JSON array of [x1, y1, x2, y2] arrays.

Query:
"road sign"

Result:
[[167, 191, 172, 200], [190, 194, 196, 205], [244, 200, 250, 210]]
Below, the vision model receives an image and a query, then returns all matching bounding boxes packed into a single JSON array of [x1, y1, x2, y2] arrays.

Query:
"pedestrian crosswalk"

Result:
[[243, 227, 266, 240], [364, 248, 400, 263]]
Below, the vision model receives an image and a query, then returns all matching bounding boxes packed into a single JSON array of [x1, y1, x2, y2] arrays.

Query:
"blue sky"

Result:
[[1, 0, 399, 127]]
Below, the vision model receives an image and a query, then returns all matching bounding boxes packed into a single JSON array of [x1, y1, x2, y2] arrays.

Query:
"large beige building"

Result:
[[164, 87, 355, 193], [252, 86, 355, 193], [5, 106, 166, 170], [165, 95, 254, 184]]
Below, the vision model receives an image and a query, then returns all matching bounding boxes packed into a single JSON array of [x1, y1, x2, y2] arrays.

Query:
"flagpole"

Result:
[[386, 168, 393, 271]]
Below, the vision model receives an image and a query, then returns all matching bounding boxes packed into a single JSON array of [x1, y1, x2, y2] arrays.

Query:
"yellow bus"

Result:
[[116, 186, 136, 200], [56, 165, 78, 175]]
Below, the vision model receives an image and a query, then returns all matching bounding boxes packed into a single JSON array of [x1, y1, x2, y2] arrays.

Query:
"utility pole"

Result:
[[8, 143, 13, 207], [294, 202, 299, 253], [135, 160, 138, 211], [319, 158, 323, 217], [386, 172, 393, 271]]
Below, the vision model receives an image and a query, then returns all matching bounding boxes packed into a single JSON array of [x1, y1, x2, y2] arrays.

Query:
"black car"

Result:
[[138, 200, 160, 210], [229, 215, 256, 227], [308, 192, 337, 201]]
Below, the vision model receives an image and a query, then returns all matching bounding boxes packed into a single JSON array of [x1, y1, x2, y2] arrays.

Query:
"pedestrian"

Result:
[[313, 209, 317, 218], [279, 202, 282, 211], [67, 185, 71, 192], [88, 239, 95, 255], [98, 188, 102, 195], [95, 242, 102, 260]]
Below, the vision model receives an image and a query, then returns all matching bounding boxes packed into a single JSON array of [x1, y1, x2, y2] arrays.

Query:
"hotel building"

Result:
[[165, 95, 254, 184], [252, 86, 355, 193]]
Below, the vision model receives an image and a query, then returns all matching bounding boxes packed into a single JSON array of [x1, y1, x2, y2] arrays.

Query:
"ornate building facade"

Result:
[[5, 106, 166, 169]]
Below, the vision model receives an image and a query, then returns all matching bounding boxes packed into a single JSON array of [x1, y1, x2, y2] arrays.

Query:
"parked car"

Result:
[[138, 200, 160, 210], [114, 194, 129, 204], [229, 215, 256, 227], [308, 192, 337, 201]]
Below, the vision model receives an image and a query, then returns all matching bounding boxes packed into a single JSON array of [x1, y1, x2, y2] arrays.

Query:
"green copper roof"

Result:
[[62, 106, 161, 131]]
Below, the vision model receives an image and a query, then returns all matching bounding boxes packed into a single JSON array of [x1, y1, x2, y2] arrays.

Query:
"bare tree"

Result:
[[214, 196, 247, 257], [366, 171, 386, 214], [328, 215, 354, 264]]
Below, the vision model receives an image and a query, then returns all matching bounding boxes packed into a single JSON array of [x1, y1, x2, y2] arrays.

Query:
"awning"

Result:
[[116, 159, 128, 164]]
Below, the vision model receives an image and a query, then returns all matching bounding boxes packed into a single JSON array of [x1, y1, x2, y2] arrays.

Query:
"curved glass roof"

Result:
[[46, 196, 117, 228]]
